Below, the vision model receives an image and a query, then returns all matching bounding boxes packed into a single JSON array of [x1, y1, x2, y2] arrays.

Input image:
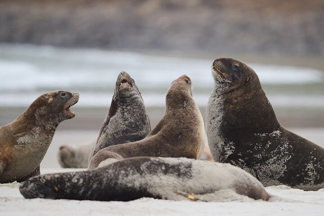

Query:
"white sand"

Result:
[[1, 128, 324, 216]]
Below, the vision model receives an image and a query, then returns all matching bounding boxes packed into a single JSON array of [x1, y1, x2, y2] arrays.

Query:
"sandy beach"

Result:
[[0, 128, 323, 216]]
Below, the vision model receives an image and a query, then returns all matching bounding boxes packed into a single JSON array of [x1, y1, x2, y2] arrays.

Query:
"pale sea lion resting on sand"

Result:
[[206, 58, 324, 190], [20, 157, 270, 201], [89, 75, 205, 169], [0, 91, 79, 183]]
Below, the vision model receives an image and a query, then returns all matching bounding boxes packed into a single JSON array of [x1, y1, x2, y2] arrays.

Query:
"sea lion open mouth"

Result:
[[118, 72, 133, 91], [64, 93, 79, 118]]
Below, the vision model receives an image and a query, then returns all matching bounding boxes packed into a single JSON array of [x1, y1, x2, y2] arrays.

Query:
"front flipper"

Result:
[[175, 190, 207, 202]]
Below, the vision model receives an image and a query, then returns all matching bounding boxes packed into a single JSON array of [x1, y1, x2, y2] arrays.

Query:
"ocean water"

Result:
[[0, 44, 324, 108]]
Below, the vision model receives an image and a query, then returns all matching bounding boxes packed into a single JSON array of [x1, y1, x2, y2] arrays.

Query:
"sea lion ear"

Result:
[[246, 77, 250, 82], [48, 97, 53, 104]]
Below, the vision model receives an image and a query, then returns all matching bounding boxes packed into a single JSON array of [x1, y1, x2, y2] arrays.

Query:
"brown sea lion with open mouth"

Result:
[[0, 91, 79, 183]]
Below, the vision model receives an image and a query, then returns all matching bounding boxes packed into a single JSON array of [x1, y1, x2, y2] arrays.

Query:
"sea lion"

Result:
[[0, 91, 79, 183], [89, 75, 205, 169], [19, 157, 270, 201], [58, 142, 94, 168], [206, 57, 324, 190], [57, 71, 151, 168]]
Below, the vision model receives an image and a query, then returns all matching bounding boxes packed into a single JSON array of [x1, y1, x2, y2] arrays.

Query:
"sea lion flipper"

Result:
[[175, 190, 207, 202], [0, 160, 7, 175]]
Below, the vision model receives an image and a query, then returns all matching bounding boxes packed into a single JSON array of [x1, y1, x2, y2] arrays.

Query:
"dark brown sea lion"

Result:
[[206, 57, 324, 190], [19, 157, 270, 201], [57, 72, 151, 168], [89, 75, 205, 169], [0, 91, 79, 183]]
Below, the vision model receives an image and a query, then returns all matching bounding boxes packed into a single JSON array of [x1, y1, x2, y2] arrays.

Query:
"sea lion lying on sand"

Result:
[[20, 157, 270, 201]]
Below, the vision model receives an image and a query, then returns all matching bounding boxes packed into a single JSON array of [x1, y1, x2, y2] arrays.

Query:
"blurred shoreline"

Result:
[[1, 105, 324, 131], [1, 44, 323, 129]]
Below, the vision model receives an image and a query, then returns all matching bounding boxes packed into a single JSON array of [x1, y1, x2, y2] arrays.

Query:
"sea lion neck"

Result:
[[16, 106, 58, 132], [220, 80, 280, 132], [165, 89, 193, 113], [16, 96, 60, 131], [165, 75, 193, 112]]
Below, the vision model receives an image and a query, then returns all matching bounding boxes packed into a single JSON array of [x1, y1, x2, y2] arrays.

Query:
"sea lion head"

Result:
[[57, 145, 76, 168], [114, 71, 141, 100], [29, 91, 79, 126], [166, 75, 193, 110], [212, 58, 261, 94]]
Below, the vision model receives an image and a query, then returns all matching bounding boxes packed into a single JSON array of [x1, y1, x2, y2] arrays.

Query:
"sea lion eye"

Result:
[[60, 92, 67, 98], [233, 64, 240, 71], [185, 79, 191, 86]]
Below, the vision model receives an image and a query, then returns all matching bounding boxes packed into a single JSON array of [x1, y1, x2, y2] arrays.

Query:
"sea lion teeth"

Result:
[[63, 93, 79, 118]]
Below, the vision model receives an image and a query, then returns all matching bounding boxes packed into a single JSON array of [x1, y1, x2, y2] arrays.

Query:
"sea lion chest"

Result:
[[97, 101, 150, 148], [0, 126, 54, 182]]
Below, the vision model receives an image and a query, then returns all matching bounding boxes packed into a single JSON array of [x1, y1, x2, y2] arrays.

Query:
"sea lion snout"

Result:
[[117, 71, 134, 91], [212, 58, 228, 79], [212, 58, 243, 83], [63, 92, 79, 119]]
